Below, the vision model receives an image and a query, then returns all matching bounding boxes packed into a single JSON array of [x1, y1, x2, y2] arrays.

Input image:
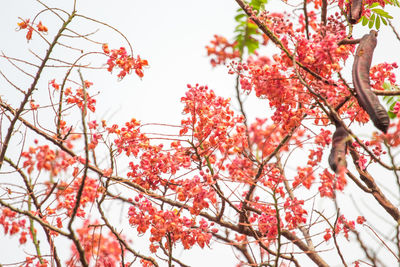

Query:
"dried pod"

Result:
[[348, 0, 363, 24], [329, 125, 348, 173], [352, 30, 390, 133]]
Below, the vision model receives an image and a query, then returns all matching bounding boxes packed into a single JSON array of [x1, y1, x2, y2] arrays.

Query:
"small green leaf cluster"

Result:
[[361, 3, 393, 29], [234, 0, 268, 55]]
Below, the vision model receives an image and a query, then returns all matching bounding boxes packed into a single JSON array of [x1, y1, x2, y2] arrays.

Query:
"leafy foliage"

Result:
[[383, 82, 400, 118], [361, 3, 393, 29], [233, 0, 268, 54]]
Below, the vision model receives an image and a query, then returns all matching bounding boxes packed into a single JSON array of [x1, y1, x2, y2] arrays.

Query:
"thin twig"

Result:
[[388, 19, 400, 43], [0, 11, 75, 169], [364, 224, 400, 262]]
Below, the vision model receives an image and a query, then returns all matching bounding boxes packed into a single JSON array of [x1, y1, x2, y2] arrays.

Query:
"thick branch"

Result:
[[348, 146, 400, 222], [321, 0, 328, 26]]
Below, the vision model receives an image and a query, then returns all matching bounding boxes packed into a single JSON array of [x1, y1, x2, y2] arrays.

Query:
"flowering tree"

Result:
[[1, 0, 400, 266]]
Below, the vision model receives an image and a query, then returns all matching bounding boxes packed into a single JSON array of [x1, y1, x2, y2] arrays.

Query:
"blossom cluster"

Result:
[[17, 18, 48, 41], [102, 44, 148, 79], [205, 35, 240, 67]]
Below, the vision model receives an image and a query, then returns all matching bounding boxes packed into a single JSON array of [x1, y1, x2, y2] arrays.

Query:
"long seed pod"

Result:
[[352, 30, 390, 133], [348, 0, 363, 24], [329, 125, 348, 173]]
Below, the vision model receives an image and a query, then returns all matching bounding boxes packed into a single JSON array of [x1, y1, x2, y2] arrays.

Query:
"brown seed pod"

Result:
[[352, 30, 390, 133], [329, 125, 348, 173], [348, 0, 363, 24]]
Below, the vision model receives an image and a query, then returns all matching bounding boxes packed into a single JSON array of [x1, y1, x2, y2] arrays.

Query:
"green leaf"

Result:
[[390, 100, 397, 109], [235, 34, 243, 42], [247, 22, 259, 31], [362, 16, 369, 26], [235, 13, 246, 22], [383, 81, 392, 90], [369, 14, 375, 28], [388, 110, 396, 119], [376, 16, 381, 29], [381, 17, 388, 25], [245, 38, 259, 54], [234, 27, 243, 33], [384, 95, 395, 106], [249, 0, 268, 11], [252, 3, 262, 9], [371, 8, 393, 19], [383, 87, 400, 119], [388, 100, 399, 119], [371, 8, 387, 16]]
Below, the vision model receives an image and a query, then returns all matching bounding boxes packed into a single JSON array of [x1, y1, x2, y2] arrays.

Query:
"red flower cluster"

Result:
[[102, 44, 148, 79], [323, 215, 358, 243], [247, 118, 304, 158], [21, 145, 75, 176], [128, 198, 213, 252], [369, 62, 398, 90], [0, 208, 28, 245], [257, 211, 280, 241], [180, 84, 247, 157], [55, 177, 100, 217], [284, 197, 307, 229], [17, 18, 48, 41], [64, 81, 96, 113], [206, 35, 240, 67], [176, 175, 217, 215], [66, 219, 122, 266], [108, 119, 186, 190]]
